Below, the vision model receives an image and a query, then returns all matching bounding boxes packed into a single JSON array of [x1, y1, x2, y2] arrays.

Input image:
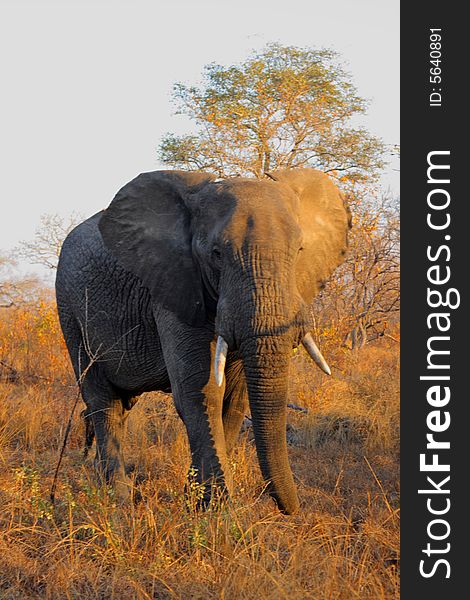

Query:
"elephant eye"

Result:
[[212, 247, 222, 260]]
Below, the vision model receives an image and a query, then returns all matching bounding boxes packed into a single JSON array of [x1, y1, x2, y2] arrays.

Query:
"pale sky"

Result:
[[0, 0, 399, 278]]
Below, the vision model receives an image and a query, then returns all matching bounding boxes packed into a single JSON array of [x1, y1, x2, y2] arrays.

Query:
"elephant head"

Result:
[[99, 168, 350, 513]]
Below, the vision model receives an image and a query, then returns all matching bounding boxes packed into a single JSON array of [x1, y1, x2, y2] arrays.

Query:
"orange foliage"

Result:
[[0, 301, 72, 383], [0, 291, 399, 598]]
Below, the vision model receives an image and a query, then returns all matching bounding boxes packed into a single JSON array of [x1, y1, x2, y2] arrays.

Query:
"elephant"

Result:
[[55, 168, 351, 514]]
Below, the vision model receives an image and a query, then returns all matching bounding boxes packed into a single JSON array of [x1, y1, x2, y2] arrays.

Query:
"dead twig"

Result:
[[50, 360, 94, 504]]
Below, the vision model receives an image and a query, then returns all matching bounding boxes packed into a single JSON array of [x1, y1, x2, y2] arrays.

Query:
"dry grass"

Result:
[[0, 303, 399, 599]]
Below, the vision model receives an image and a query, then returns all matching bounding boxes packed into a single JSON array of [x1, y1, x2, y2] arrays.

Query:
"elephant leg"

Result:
[[157, 316, 230, 505], [222, 356, 248, 454], [58, 313, 97, 459], [80, 370, 131, 502], [81, 406, 95, 458]]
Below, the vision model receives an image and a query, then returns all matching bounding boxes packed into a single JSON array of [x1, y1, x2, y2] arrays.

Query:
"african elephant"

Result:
[[56, 168, 351, 514]]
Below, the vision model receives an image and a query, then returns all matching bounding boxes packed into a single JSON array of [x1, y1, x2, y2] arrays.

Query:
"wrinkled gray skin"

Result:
[[56, 169, 350, 514]]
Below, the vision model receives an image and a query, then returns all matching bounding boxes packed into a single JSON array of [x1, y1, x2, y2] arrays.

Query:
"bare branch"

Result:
[[16, 212, 83, 270]]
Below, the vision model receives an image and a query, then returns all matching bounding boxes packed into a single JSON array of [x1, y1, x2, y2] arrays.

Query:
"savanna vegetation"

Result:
[[0, 296, 399, 599], [0, 44, 399, 599]]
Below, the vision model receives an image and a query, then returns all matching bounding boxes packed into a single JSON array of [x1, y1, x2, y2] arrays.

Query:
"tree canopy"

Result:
[[158, 43, 386, 182]]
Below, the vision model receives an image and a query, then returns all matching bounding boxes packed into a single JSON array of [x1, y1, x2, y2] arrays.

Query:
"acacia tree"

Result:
[[16, 212, 82, 271], [159, 44, 398, 348], [158, 43, 386, 182]]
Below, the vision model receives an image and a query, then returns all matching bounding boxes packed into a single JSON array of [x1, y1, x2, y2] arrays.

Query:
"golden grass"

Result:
[[0, 305, 399, 599]]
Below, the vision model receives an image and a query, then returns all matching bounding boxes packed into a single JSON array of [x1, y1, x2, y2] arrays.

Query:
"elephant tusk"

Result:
[[302, 333, 331, 376], [214, 336, 228, 386]]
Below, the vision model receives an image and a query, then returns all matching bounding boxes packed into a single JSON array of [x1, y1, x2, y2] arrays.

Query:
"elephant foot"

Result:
[[93, 456, 132, 503], [112, 474, 133, 504]]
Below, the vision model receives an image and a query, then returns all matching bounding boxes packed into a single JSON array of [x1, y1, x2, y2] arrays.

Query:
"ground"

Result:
[[0, 304, 399, 599]]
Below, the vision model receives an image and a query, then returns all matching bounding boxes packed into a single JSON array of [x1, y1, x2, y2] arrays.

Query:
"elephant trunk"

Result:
[[216, 252, 302, 513], [241, 334, 300, 514]]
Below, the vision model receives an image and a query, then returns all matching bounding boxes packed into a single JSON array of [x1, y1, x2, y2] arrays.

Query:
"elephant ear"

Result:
[[99, 170, 216, 325], [267, 168, 352, 304]]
